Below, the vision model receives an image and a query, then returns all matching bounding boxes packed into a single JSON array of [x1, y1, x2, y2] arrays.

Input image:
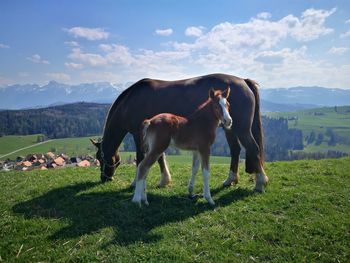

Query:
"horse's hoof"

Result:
[[206, 198, 215, 206], [101, 176, 113, 183]]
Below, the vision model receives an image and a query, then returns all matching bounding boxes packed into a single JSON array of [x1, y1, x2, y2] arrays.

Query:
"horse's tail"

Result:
[[244, 78, 264, 165], [141, 119, 151, 153]]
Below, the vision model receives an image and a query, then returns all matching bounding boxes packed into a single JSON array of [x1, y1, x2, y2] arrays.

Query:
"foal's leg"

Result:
[[238, 131, 268, 192], [199, 149, 215, 205], [157, 153, 172, 188], [223, 128, 241, 187], [188, 151, 200, 198], [131, 132, 144, 187], [132, 152, 160, 206]]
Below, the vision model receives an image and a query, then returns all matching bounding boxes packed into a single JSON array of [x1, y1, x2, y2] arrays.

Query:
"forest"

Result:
[[1, 102, 346, 161]]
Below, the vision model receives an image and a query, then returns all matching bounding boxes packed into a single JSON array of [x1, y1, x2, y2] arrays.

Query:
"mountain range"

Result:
[[1, 81, 349, 111]]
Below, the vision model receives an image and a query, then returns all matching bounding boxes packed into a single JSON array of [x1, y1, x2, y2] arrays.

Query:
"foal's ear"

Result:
[[223, 86, 231, 99], [90, 138, 100, 148], [209, 88, 216, 99]]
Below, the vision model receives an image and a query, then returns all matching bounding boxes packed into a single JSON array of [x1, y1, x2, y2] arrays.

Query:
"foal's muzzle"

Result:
[[222, 118, 232, 129]]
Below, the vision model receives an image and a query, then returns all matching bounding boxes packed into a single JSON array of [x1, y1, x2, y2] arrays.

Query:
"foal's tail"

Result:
[[244, 79, 264, 165], [141, 119, 151, 153]]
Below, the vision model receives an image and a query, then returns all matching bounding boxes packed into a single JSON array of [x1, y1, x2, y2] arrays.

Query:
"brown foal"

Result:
[[132, 87, 232, 206]]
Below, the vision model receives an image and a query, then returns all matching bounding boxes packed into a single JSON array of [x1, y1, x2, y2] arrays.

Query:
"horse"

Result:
[[132, 87, 232, 206], [90, 73, 268, 193]]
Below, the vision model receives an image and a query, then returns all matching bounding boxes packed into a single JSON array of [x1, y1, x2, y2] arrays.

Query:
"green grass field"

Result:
[[0, 134, 45, 155], [0, 135, 230, 164], [0, 158, 349, 262], [265, 106, 350, 153]]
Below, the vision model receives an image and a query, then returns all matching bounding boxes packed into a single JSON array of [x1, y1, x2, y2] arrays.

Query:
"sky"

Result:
[[0, 0, 350, 89]]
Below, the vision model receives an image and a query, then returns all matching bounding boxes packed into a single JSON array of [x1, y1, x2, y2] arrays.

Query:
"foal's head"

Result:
[[90, 138, 120, 182], [209, 87, 232, 129]]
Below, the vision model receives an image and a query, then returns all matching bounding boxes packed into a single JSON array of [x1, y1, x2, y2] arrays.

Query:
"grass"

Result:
[[265, 105, 350, 153], [0, 157, 349, 262], [0, 134, 44, 155], [0, 135, 231, 164]]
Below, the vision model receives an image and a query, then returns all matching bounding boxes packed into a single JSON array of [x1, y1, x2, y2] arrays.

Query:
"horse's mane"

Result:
[[103, 86, 133, 135]]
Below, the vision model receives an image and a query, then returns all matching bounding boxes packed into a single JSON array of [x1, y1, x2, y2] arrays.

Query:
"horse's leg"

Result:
[[199, 148, 215, 205], [188, 151, 200, 198], [132, 151, 160, 206], [223, 128, 241, 187], [157, 153, 172, 188], [131, 132, 144, 187], [238, 131, 268, 192]]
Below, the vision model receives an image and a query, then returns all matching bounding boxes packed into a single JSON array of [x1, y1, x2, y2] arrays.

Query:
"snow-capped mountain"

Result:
[[0, 82, 349, 110], [0, 81, 126, 109]]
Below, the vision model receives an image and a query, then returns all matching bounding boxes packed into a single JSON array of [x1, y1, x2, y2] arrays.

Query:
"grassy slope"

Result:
[[0, 134, 44, 155], [0, 135, 230, 163], [0, 158, 349, 262], [265, 106, 350, 153]]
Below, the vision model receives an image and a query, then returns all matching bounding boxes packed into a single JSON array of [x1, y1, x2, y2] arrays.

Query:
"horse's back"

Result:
[[109, 73, 256, 133]]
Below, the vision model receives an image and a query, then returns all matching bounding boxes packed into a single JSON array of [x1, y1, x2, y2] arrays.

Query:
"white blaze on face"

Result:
[[219, 97, 232, 128]]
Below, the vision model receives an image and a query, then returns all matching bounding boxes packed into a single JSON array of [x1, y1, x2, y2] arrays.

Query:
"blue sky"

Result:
[[0, 0, 350, 88]]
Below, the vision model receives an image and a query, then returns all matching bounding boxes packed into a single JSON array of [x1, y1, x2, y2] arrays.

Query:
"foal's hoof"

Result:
[[222, 172, 239, 187]]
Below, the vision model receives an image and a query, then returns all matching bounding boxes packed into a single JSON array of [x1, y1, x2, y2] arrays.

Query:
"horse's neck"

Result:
[[187, 101, 218, 128]]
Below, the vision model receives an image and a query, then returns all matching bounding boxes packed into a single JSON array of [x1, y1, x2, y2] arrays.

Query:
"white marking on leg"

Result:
[[132, 179, 144, 207], [159, 153, 172, 187], [188, 152, 200, 195], [254, 170, 269, 193], [202, 168, 215, 205], [142, 179, 149, 206], [219, 97, 232, 129], [223, 170, 239, 187]]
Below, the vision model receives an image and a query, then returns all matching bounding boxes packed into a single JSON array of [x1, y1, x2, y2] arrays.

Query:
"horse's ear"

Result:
[[223, 86, 231, 99], [209, 88, 215, 99], [90, 138, 100, 148]]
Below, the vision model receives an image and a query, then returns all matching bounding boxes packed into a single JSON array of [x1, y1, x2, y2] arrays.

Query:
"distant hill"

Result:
[[0, 102, 110, 138], [0, 81, 127, 109], [260, 86, 350, 107], [1, 81, 349, 111]]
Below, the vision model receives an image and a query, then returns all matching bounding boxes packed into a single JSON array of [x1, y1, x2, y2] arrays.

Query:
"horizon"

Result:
[[1, 1, 350, 89]]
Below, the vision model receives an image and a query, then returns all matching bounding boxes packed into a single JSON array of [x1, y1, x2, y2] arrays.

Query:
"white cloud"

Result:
[[0, 75, 13, 85], [289, 8, 336, 41], [65, 62, 83, 69], [58, 7, 349, 88], [68, 48, 108, 66], [340, 30, 350, 38], [64, 27, 109, 40], [185, 26, 204, 37], [18, 72, 30, 78], [0, 43, 9, 49], [345, 19, 350, 24], [155, 28, 173, 36], [26, 54, 50, 64], [46, 72, 71, 82], [328, 46, 349, 55], [257, 12, 271, 19], [64, 41, 79, 47]]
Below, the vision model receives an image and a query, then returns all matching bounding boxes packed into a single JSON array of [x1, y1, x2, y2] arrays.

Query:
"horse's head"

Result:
[[209, 86, 232, 129], [90, 138, 120, 182]]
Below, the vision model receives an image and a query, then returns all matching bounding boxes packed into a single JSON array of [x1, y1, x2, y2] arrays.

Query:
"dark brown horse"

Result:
[[132, 88, 232, 206], [91, 73, 268, 192]]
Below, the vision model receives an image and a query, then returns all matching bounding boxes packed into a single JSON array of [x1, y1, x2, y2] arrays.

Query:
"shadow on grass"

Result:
[[13, 180, 254, 246]]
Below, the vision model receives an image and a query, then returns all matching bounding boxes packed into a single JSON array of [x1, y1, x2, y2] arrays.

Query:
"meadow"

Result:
[[0, 157, 349, 262], [265, 106, 350, 153]]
